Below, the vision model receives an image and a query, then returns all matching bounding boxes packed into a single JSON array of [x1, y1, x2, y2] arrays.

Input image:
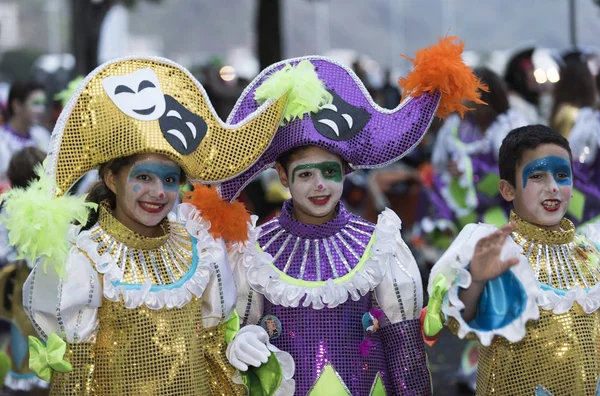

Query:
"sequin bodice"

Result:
[[93, 298, 209, 395], [477, 213, 600, 395]]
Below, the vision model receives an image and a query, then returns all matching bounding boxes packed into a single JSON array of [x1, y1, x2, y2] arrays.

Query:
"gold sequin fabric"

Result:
[[49, 57, 288, 196], [50, 342, 96, 395], [201, 324, 246, 396], [475, 212, 600, 395], [510, 211, 600, 290], [91, 298, 210, 395], [91, 201, 192, 286], [49, 203, 246, 395]]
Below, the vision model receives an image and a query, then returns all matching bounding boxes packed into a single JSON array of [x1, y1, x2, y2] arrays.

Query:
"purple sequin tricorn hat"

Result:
[[219, 56, 439, 201]]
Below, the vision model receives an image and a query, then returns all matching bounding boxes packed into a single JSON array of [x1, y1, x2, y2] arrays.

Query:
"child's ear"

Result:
[[499, 179, 515, 202], [104, 170, 118, 195], [275, 163, 289, 188]]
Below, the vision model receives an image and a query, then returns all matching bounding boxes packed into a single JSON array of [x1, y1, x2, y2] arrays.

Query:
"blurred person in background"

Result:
[[419, 67, 527, 253], [0, 146, 49, 395], [504, 48, 542, 124], [563, 56, 600, 230], [550, 57, 597, 138], [0, 81, 50, 189]]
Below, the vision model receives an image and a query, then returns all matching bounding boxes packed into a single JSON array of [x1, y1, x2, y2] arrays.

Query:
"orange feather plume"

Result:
[[398, 36, 488, 118], [183, 184, 251, 245]]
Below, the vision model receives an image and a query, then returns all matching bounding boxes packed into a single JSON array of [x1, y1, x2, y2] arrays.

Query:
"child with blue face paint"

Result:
[[0, 57, 292, 395], [426, 125, 600, 395]]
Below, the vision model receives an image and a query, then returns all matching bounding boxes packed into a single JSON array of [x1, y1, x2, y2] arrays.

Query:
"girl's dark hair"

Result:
[[83, 155, 140, 229], [550, 60, 597, 130], [472, 67, 510, 132], [7, 147, 45, 188]]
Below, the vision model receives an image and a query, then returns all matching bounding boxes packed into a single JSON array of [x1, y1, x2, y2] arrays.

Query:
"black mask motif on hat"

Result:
[[158, 95, 208, 155], [311, 90, 371, 141]]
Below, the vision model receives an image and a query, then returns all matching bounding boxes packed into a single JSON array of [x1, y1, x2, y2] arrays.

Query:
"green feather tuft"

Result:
[[54, 76, 85, 108], [254, 60, 332, 125], [0, 161, 97, 279]]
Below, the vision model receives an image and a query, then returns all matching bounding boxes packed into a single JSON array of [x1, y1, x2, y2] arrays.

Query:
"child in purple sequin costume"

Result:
[[222, 38, 485, 395]]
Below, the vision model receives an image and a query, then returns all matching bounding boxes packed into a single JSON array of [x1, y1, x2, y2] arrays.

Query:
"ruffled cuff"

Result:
[[380, 319, 431, 395], [429, 224, 540, 346]]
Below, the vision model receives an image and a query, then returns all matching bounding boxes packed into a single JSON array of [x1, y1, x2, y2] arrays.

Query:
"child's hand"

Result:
[[469, 223, 519, 283]]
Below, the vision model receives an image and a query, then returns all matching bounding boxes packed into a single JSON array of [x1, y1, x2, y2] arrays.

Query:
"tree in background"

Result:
[[71, 0, 161, 75]]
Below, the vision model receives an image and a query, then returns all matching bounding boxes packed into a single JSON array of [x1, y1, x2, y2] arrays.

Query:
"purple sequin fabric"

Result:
[[254, 200, 431, 395], [265, 294, 387, 395], [380, 319, 431, 396], [572, 153, 600, 227], [220, 57, 440, 201], [258, 200, 374, 281]]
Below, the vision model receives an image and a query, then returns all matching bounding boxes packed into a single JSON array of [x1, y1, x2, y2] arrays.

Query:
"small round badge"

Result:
[[259, 315, 282, 340]]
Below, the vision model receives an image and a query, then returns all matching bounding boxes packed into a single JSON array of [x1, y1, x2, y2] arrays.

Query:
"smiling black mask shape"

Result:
[[311, 90, 371, 141], [158, 95, 208, 155]]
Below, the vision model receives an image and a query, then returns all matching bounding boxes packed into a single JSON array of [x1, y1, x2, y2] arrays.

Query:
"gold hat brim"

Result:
[[46, 57, 287, 196]]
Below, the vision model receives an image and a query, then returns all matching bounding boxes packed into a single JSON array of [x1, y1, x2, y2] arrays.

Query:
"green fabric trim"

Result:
[[567, 188, 585, 222], [308, 363, 350, 395], [482, 207, 508, 228], [424, 274, 447, 337], [476, 173, 501, 198], [0, 351, 10, 388], [370, 372, 387, 396], [256, 235, 375, 288], [241, 353, 283, 396], [225, 310, 240, 344]]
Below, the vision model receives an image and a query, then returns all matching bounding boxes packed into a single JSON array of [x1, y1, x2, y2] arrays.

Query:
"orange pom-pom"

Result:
[[183, 184, 251, 245], [398, 36, 488, 118]]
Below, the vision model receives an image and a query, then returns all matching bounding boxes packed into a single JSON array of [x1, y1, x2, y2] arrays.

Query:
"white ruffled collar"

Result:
[[75, 203, 218, 310], [235, 208, 403, 309]]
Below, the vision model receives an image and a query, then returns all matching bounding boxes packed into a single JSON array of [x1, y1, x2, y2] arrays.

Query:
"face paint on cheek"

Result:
[[521, 156, 572, 188], [133, 184, 141, 193]]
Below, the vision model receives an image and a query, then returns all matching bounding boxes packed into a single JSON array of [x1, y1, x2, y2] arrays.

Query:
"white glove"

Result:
[[226, 325, 272, 371]]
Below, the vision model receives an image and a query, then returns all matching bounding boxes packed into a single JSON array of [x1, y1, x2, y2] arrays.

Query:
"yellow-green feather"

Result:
[[254, 60, 332, 125], [0, 162, 97, 278]]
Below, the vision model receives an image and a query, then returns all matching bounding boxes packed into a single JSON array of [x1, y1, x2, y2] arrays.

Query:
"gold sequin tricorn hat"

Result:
[[46, 56, 288, 197]]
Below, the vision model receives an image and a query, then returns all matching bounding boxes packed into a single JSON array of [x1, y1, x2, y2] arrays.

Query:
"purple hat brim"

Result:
[[219, 56, 440, 201]]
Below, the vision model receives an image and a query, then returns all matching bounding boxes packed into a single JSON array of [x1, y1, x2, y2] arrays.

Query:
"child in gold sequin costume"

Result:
[[0, 57, 293, 395], [426, 125, 600, 395]]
